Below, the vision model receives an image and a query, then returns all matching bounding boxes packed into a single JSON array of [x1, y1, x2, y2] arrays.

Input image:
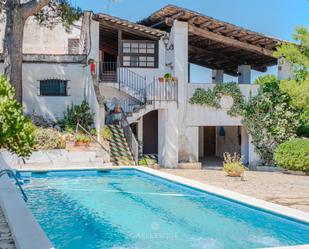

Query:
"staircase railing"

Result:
[[97, 62, 147, 103], [119, 108, 139, 165], [118, 67, 147, 103]]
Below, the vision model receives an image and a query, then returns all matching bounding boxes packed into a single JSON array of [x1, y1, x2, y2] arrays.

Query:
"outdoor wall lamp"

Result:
[[163, 35, 174, 51], [165, 62, 174, 69]]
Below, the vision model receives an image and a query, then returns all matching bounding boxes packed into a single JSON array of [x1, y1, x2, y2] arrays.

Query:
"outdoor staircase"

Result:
[[107, 124, 135, 165]]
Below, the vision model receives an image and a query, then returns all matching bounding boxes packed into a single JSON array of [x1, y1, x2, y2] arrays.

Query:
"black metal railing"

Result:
[[145, 78, 178, 102], [119, 99, 143, 114], [118, 67, 147, 103], [98, 62, 118, 82]]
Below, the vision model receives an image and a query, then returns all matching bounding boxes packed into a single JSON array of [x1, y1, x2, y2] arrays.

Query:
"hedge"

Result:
[[274, 138, 309, 173]]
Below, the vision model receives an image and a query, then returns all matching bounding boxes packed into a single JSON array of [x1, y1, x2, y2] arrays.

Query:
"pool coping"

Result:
[[7, 164, 309, 249], [0, 156, 54, 249]]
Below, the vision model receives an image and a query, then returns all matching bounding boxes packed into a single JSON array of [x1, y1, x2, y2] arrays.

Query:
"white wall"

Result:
[[0, 17, 82, 54], [186, 83, 259, 126], [123, 40, 166, 84], [0, 62, 86, 120]]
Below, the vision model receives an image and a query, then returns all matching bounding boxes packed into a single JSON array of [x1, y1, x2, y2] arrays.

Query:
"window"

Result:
[[40, 79, 68, 96], [68, 39, 80, 54], [121, 41, 158, 68]]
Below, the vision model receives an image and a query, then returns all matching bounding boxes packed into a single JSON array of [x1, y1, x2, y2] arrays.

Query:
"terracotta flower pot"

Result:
[[227, 171, 242, 177], [172, 77, 178, 82], [158, 77, 165, 83], [114, 106, 121, 113], [74, 141, 90, 147]]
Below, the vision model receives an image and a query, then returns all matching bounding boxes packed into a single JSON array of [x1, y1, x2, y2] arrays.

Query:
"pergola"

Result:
[[140, 5, 282, 76]]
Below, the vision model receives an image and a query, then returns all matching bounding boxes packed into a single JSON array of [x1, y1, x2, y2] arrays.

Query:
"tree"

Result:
[[243, 76, 299, 165], [274, 27, 309, 136], [0, 0, 82, 103], [0, 75, 35, 157]]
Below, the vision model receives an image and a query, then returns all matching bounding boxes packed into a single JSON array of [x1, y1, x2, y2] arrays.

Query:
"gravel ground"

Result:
[[0, 209, 16, 249], [160, 168, 309, 213]]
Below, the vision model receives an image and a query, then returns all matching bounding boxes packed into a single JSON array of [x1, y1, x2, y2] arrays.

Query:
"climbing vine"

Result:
[[189, 83, 245, 116]]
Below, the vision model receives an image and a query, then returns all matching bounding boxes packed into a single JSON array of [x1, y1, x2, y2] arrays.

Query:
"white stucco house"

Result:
[[0, 5, 291, 168]]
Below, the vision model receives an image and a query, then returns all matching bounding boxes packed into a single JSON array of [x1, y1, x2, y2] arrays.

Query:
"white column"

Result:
[[170, 20, 189, 163], [137, 117, 143, 155], [198, 127, 204, 158], [137, 118, 143, 142], [212, 69, 224, 83], [278, 57, 292, 80], [238, 65, 251, 84], [248, 135, 260, 168], [240, 126, 249, 164], [179, 126, 199, 162], [158, 105, 179, 168]]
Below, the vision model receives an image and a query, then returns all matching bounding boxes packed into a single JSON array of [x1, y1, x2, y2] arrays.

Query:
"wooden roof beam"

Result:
[[150, 11, 185, 28], [189, 45, 269, 72], [188, 24, 275, 57], [99, 20, 161, 40], [200, 21, 212, 29], [188, 16, 199, 24], [212, 26, 226, 33]]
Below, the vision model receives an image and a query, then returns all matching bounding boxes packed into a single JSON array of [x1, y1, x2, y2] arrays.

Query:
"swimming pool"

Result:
[[18, 169, 309, 249]]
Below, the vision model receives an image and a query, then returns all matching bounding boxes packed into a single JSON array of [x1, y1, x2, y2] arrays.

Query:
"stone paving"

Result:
[[161, 168, 309, 213], [0, 209, 16, 249]]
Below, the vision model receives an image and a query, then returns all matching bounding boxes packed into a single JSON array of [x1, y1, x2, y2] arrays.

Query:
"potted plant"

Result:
[[114, 104, 121, 113], [75, 134, 91, 146], [158, 77, 165, 83], [223, 152, 246, 177], [164, 73, 172, 83], [88, 58, 96, 76], [171, 76, 178, 82]]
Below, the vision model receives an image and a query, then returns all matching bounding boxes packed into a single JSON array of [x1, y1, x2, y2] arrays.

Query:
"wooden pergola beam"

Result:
[[188, 24, 275, 57], [150, 11, 185, 28], [188, 45, 268, 73]]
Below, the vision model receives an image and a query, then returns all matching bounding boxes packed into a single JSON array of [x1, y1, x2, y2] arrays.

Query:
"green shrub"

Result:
[[34, 128, 66, 150], [60, 100, 94, 130], [101, 127, 112, 141], [274, 138, 309, 173], [0, 75, 35, 157], [138, 157, 157, 166]]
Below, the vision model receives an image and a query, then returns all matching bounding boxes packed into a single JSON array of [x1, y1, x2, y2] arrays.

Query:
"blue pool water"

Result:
[[19, 169, 309, 249]]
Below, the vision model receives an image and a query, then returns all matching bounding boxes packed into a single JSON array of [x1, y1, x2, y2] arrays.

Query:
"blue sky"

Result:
[[75, 0, 309, 82]]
